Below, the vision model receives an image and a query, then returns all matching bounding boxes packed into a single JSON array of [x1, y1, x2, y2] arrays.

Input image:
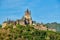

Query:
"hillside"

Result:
[[45, 22, 60, 32], [0, 24, 60, 40]]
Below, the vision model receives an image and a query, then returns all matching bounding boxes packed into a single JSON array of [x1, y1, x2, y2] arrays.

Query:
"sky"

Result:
[[0, 0, 60, 24]]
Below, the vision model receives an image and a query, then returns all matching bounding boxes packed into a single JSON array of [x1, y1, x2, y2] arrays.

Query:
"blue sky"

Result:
[[0, 0, 60, 24]]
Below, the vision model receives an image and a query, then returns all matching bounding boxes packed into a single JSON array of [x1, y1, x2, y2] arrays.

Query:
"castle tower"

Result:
[[25, 9, 31, 19], [24, 9, 32, 25]]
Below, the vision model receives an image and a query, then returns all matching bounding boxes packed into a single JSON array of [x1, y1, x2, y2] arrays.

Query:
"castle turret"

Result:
[[24, 9, 32, 25], [24, 9, 31, 19]]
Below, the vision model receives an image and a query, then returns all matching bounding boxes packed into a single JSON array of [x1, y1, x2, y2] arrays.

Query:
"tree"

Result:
[[0, 24, 2, 28]]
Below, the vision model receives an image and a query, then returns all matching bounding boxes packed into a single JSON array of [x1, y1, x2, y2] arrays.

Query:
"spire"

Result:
[[26, 9, 29, 13], [25, 9, 31, 15]]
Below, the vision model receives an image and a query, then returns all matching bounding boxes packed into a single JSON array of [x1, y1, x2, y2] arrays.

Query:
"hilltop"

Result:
[[2, 9, 56, 32]]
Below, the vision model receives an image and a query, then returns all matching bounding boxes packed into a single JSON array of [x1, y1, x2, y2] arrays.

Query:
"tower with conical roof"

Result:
[[24, 9, 31, 19], [24, 9, 32, 25]]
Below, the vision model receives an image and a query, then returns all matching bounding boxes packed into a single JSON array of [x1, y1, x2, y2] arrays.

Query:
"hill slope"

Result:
[[0, 25, 60, 40]]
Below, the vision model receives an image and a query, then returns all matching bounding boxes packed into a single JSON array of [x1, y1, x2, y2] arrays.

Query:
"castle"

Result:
[[2, 9, 56, 32], [2, 9, 32, 28]]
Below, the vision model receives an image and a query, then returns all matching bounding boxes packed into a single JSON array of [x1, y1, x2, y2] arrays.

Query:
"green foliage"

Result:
[[0, 24, 2, 28], [0, 24, 60, 40]]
